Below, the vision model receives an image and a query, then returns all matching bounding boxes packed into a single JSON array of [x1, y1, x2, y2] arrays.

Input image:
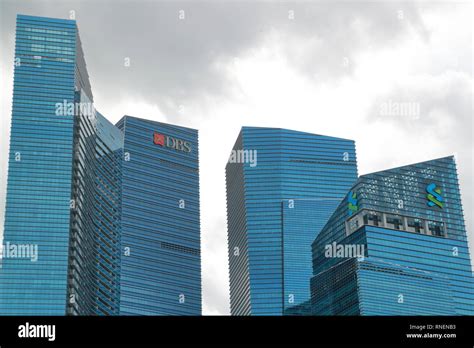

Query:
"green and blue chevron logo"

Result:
[[426, 183, 443, 209], [348, 190, 358, 216]]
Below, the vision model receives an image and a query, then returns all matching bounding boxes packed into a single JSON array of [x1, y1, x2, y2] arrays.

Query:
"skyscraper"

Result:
[[226, 127, 358, 315], [282, 199, 343, 315], [1, 14, 203, 316], [0, 14, 122, 315], [116, 116, 201, 315], [310, 156, 474, 315], [66, 91, 123, 315]]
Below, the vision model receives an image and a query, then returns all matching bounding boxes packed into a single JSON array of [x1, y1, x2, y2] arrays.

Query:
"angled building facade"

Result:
[[226, 127, 358, 315], [0, 14, 122, 315], [116, 116, 201, 315], [282, 198, 343, 315], [311, 156, 474, 315], [68, 93, 123, 315], [0, 14, 203, 316]]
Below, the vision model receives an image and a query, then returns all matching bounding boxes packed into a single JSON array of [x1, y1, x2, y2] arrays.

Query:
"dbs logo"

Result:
[[153, 132, 165, 146], [153, 132, 191, 153]]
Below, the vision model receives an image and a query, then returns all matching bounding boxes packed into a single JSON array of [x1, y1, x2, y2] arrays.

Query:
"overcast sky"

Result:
[[0, 0, 472, 315]]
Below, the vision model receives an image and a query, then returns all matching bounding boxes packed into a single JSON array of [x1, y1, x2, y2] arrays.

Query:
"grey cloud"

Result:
[[365, 71, 473, 252], [367, 72, 472, 129], [202, 216, 229, 314], [268, 2, 430, 82], [2, 0, 431, 121], [202, 269, 229, 315]]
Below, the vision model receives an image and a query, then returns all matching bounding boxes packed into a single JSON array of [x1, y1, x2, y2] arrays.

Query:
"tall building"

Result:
[[310, 156, 474, 315], [0, 15, 122, 315], [225, 127, 358, 315], [68, 91, 123, 315], [116, 116, 201, 315], [1, 14, 203, 316], [282, 199, 343, 315]]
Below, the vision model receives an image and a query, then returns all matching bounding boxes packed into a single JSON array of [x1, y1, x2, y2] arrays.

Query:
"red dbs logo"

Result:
[[153, 132, 165, 146]]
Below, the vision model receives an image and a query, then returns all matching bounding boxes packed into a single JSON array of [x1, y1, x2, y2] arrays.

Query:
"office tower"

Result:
[[68, 92, 123, 315], [226, 127, 358, 315], [0, 14, 121, 315], [310, 156, 474, 315], [282, 199, 344, 315], [116, 116, 201, 315]]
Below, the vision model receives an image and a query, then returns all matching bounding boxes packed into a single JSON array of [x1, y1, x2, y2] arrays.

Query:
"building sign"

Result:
[[426, 183, 443, 209], [153, 132, 191, 153], [348, 190, 358, 216], [153, 132, 165, 146]]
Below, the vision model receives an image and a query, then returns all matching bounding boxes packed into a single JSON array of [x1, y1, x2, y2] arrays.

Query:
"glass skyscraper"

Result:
[[310, 156, 474, 315], [116, 116, 201, 315], [0, 14, 122, 315], [68, 89, 123, 315], [1, 14, 202, 316], [226, 127, 358, 315], [282, 199, 344, 315]]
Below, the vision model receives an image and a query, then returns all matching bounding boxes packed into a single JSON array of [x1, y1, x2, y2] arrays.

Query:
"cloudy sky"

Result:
[[0, 0, 472, 315]]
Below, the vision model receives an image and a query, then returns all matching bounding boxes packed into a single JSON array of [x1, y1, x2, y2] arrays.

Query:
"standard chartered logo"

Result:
[[348, 191, 358, 216], [426, 183, 443, 208]]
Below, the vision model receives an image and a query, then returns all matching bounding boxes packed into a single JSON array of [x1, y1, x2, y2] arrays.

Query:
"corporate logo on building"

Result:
[[153, 132, 165, 146], [426, 183, 443, 209], [153, 132, 191, 153], [348, 190, 358, 216]]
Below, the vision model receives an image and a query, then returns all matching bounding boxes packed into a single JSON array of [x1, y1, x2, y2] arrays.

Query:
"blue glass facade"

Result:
[[226, 127, 358, 315], [67, 90, 123, 315], [0, 14, 122, 315], [86, 110, 122, 315], [116, 116, 201, 315], [282, 199, 342, 315], [312, 257, 457, 315], [1, 14, 202, 316], [0, 14, 79, 315], [311, 156, 474, 315]]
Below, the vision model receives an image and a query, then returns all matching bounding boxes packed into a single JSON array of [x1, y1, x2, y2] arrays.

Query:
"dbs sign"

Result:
[[153, 132, 191, 153]]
